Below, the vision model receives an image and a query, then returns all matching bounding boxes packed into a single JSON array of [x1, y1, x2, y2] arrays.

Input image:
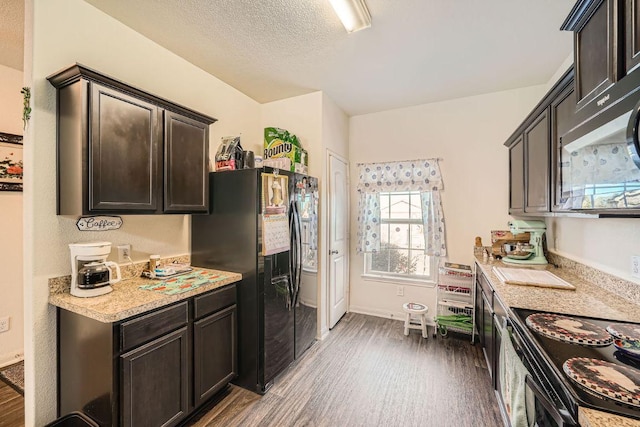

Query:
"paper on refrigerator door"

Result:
[[262, 213, 290, 255]]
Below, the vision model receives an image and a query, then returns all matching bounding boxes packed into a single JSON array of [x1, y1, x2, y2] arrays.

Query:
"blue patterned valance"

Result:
[[356, 159, 446, 257], [356, 159, 443, 193]]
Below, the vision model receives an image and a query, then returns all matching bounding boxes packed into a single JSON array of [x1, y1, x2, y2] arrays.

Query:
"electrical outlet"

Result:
[[117, 244, 131, 262], [0, 317, 9, 333], [632, 256, 640, 279], [397, 286, 404, 296]]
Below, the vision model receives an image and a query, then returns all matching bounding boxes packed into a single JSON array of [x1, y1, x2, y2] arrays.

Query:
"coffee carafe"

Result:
[[69, 242, 121, 297]]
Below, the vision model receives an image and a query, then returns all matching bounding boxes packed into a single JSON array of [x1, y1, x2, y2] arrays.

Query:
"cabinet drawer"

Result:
[[120, 301, 188, 352], [194, 284, 236, 320]]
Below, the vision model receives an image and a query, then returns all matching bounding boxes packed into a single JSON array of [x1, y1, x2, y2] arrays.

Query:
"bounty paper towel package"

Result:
[[263, 127, 308, 174]]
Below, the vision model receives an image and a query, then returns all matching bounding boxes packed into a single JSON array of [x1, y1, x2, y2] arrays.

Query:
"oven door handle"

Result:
[[525, 375, 576, 427]]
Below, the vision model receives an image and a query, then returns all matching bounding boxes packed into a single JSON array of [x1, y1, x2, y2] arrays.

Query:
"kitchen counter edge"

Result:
[[49, 269, 242, 323]]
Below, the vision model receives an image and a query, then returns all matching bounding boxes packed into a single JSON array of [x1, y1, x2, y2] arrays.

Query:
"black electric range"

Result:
[[510, 307, 640, 421]]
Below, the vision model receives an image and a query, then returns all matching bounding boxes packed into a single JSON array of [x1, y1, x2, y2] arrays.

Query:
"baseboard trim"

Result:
[[349, 305, 436, 326], [0, 352, 24, 369]]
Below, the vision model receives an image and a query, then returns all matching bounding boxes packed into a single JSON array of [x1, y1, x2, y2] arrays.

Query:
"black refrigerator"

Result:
[[191, 168, 318, 394]]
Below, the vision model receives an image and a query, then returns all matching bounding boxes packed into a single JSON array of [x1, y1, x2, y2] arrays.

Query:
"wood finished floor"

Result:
[[0, 379, 24, 427], [188, 312, 503, 427]]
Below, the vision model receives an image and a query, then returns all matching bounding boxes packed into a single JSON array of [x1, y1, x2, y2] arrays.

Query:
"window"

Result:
[[364, 191, 437, 284]]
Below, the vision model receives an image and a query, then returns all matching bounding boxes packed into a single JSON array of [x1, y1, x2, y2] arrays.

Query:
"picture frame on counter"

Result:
[[0, 132, 23, 192]]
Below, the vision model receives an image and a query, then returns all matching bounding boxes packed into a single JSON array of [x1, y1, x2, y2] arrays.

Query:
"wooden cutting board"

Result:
[[492, 267, 576, 290]]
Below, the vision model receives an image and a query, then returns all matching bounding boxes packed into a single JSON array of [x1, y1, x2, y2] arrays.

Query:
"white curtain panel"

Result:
[[356, 159, 446, 255]]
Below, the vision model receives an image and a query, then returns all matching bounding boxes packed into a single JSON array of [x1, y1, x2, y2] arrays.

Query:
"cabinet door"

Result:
[[193, 305, 237, 407], [626, 0, 640, 73], [481, 290, 494, 380], [509, 136, 524, 214], [474, 275, 484, 346], [551, 84, 576, 211], [90, 83, 160, 212], [121, 327, 189, 427], [164, 111, 209, 213], [575, 0, 620, 108], [524, 110, 550, 213]]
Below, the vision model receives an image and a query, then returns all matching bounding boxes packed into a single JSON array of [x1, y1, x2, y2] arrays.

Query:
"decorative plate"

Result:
[[614, 339, 640, 362], [563, 357, 640, 408], [525, 313, 613, 346], [607, 323, 640, 342]]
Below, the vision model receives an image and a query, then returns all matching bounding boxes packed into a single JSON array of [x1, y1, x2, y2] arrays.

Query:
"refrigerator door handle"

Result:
[[293, 202, 303, 307], [289, 201, 298, 309], [288, 200, 302, 308]]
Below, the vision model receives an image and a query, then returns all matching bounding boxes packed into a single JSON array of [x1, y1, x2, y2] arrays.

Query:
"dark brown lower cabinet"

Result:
[[57, 284, 237, 427], [121, 327, 189, 427], [194, 305, 237, 406]]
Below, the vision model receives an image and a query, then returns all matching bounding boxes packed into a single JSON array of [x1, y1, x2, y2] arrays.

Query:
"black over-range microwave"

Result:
[[559, 70, 640, 213]]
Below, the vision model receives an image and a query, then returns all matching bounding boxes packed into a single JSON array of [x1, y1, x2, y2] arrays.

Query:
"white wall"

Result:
[[260, 92, 323, 177], [0, 64, 24, 368], [348, 85, 547, 319], [25, 0, 261, 424]]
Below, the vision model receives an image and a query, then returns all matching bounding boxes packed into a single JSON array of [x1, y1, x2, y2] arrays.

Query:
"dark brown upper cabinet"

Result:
[[550, 85, 577, 211], [48, 64, 216, 215], [508, 136, 525, 214], [505, 68, 575, 217], [559, 0, 640, 112], [524, 111, 550, 213], [90, 83, 161, 212], [625, 0, 640, 72], [164, 111, 209, 213]]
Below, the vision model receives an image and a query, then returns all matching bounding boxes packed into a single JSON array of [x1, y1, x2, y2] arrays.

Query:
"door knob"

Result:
[[329, 250, 338, 255]]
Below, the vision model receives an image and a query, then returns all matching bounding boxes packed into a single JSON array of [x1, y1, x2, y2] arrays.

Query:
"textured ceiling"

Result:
[[0, 0, 24, 71], [5, 1, 575, 115]]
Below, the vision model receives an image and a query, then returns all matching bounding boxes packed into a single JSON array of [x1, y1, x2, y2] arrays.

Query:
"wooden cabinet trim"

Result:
[[48, 63, 216, 125]]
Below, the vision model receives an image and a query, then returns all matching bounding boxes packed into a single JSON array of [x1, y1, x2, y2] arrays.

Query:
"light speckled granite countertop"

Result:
[[475, 256, 640, 427], [476, 257, 640, 323], [49, 268, 242, 323]]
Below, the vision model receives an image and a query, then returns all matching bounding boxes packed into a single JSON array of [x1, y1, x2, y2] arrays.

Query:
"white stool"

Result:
[[403, 302, 428, 339]]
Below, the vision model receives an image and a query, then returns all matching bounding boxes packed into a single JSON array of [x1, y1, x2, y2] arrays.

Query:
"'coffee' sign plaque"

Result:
[[76, 216, 123, 231]]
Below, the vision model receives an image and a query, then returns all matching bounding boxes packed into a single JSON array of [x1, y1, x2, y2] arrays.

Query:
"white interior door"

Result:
[[329, 153, 348, 329]]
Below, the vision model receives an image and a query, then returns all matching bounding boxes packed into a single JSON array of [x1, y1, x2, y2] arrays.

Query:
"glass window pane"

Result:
[[380, 224, 390, 245], [379, 193, 390, 220], [409, 192, 423, 220], [409, 224, 425, 249], [410, 251, 430, 276], [390, 193, 410, 219], [370, 249, 391, 273], [388, 224, 410, 249]]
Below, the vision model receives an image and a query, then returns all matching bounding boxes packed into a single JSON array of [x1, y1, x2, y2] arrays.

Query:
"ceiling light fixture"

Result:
[[329, 0, 371, 33]]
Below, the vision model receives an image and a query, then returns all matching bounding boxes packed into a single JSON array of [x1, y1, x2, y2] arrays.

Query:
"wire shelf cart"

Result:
[[434, 262, 475, 342]]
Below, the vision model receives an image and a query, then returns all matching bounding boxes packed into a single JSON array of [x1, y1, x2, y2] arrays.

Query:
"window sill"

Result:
[[361, 274, 436, 288]]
